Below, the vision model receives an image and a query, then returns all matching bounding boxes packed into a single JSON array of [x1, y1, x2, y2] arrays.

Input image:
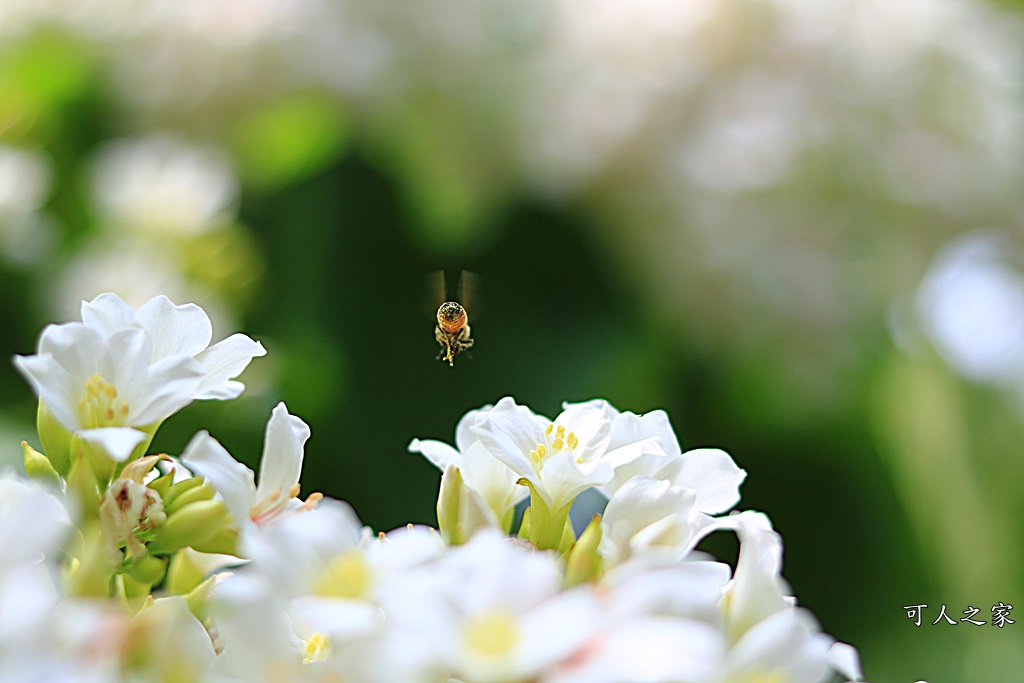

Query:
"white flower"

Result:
[[566, 399, 747, 514], [14, 293, 264, 461], [599, 476, 714, 567], [79, 292, 265, 400], [181, 402, 314, 532], [0, 473, 71, 572], [462, 397, 615, 515]]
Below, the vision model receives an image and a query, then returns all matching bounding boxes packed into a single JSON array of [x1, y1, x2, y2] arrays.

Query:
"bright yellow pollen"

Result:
[[463, 609, 520, 657], [77, 373, 130, 429], [315, 551, 373, 599], [303, 633, 329, 663], [530, 424, 581, 472]]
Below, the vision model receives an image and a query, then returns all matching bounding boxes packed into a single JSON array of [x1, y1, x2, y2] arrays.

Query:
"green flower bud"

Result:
[[565, 514, 603, 587], [163, 480, 217, 516], [67, 452, 101, 519], [147, 470, 175, 499], [22, 440, 60, 488], [437, 464, 465, 546], [162, 476, 204, 510], [189, 525, 240, 556], [165, 551, 205, 596], [149, 499, 232, 555], [129, 554, 168, 586], [37, 400, 71, 477]]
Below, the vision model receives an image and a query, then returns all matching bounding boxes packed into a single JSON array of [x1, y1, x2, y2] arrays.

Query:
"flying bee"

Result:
[[431, 271, 476, 366]]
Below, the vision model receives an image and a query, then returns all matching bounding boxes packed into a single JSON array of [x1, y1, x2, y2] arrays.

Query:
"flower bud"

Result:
[[22, 440, 60, 488], [437, 463, 465, 545], [100, 479, 166, 558], [129, 554, 169, 585], [565, 514, 603, 587], [163, 480, 217, 516], [149, 499, 232, 555]]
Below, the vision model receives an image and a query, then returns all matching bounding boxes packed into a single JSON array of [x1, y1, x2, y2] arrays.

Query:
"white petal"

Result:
[[609, 409, 681, 455], [80, 292, 135, 335], [181, 430, 256, 524], [672, 448, 747, 514], [14, 353, 80, 431], [255, 403, 309, 498], [0, 475, 71, 570], [728, 608, 831, 682], [78, 427, 148, 462], [407, 438, 463, 471], [516, 588, 604, 676], [194, 334, 266, 400], [461, 440, 528, 517], [556, 400, 612, 462], [828, 641, 863, 681], [537, 452, 612, 510], [128, 353, 205, 426], [473, 398, 549, 470], [135, 295, 213, 360]]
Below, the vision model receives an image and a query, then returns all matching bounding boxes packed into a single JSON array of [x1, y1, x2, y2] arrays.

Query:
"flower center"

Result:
[[462, 608, 521, 658], [302, 633, 329, 664], [77, 373, 130, 428], [528, 423, 580, 472], [314, 551, 373, 600]]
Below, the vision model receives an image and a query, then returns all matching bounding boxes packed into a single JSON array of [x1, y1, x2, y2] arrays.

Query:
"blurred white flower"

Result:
[[435, 530, 602, 683], [0, 473, 71, 572], [0, 145, 54, 265], [90, 134, 238, 238], [915, 231, 1024, 385]]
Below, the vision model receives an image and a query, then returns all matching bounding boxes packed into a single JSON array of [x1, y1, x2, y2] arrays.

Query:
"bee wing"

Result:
[[457, 270, 481, 319], [424, 270, 448, 317]]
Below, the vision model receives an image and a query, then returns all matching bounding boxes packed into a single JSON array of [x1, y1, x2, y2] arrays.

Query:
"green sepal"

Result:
[[37, 400, 71, 477], [517, 478, 573, 551], [565, 514, 603, 587], [185, 573, 221, 625], [22, 440, 61, 487]]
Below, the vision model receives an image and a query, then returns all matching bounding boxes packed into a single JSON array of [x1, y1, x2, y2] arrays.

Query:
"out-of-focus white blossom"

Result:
[[90, 135, 238, 238]]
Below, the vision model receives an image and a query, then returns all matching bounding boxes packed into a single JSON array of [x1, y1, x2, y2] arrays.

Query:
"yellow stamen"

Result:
[[302, 633, 329, 663], [545, 423, 554, 436], [567, 432, 579, 450], [462, 609, 521, 657]]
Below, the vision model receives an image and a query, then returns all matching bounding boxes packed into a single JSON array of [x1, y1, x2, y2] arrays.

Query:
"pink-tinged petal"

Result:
[[79, 426, 148, 462], [255, 403, 309, 498], [135, 295, 213, 360], [193, 333, 266, 400], [672, 448, 746, 515], [181, 430, 256, 524], [609, 409, 681, 455], [407, 438, 462, 471], [80, 293, 135, 335]]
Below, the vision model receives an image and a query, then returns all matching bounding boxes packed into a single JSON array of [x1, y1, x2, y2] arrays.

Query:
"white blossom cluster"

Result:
[[0, 293, 866, 682]]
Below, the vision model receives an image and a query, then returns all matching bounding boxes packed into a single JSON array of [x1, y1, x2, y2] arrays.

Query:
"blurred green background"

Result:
[[2, 1, 1024, 680]]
